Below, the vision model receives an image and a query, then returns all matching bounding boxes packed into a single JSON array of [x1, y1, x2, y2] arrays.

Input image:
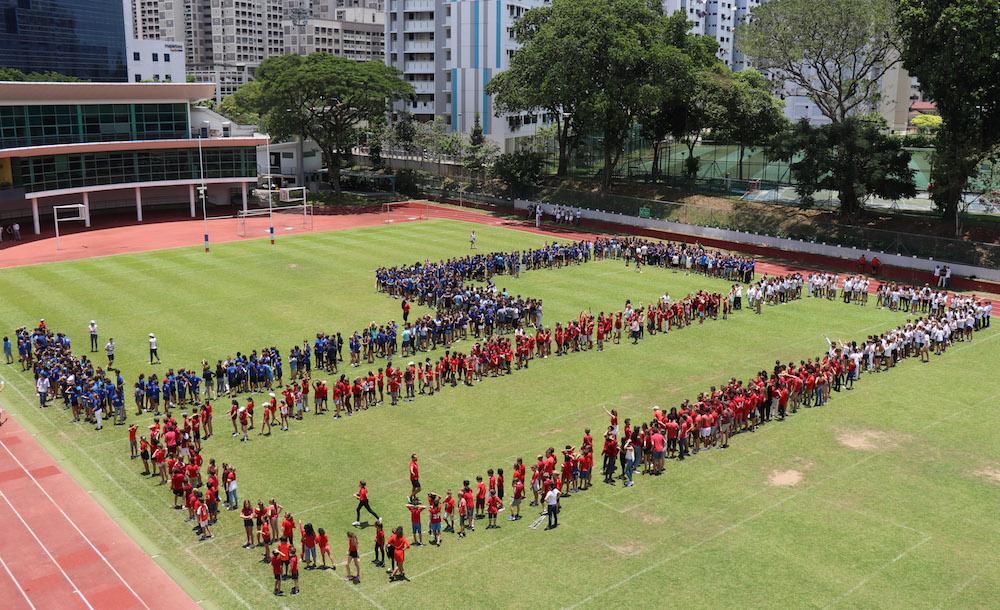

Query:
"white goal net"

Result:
[[236, 204, 315, 238]]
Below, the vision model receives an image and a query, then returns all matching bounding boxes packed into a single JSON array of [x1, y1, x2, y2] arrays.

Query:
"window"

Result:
[[164, 53, 170, 62], [134, 74, 142, 82], [152, 53, 159, 61], [133, 51, 141, 61]]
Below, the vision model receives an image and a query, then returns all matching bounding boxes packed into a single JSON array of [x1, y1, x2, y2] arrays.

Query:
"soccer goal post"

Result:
[[381, 201, 426, 223], [236, 203, 314, 238], [52, 203, 87, 250]]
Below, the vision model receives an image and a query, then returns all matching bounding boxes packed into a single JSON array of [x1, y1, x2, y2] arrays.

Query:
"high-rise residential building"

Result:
[[0, 0, 129, 81], [661, 0, 761, 70], [284, 7, 384, 61], [385, 0, 549, 148]]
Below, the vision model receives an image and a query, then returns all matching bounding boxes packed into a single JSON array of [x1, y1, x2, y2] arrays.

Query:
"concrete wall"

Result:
[[514, 199, 1000, 282]]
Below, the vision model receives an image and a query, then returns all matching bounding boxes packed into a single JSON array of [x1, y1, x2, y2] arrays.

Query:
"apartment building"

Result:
[[284, 7, 384, 61], [385, 0, 548, 148]]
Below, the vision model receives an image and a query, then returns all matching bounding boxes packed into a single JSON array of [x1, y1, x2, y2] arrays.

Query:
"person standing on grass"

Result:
[[149, 333, 161, 364], [36, 373, 49, 408], [89, 320, 98, 352], [344, 531, 361, 584], [317, 527, 333, 569], [409, 453, 421, 497], [3, 336, 12, 364], [470, 230, 477, 250], [544, 485, 560, 530], [406, 499, 425, 546], [372, 519, 386, 567], [288, 547, 300, 595], [354, 480, 379, 526], [271, 551, 283, 596], [240, 501, 255, 548], [389, 527, 410, 582]]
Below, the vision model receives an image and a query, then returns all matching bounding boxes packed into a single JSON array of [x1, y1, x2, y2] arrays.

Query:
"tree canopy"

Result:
[[898, 0, 1000, 227], [248, 53, 412, 192]]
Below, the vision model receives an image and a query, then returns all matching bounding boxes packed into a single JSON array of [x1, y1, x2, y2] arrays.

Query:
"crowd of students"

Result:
[[6, 235, 995, 594]]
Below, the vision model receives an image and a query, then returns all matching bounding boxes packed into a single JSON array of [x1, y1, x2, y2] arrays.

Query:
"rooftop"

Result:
[[0, 82, 217, 105]]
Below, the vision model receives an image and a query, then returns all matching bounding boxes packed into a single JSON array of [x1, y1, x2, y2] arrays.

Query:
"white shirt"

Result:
[[545, 489, 560, 506], [36, 377, 50, 393], [149, 337, 157, 350], [89, 322, 97, 335]]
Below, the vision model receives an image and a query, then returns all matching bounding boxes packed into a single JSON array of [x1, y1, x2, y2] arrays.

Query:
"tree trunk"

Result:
[[325, 148, 342, 195], [738, 144, 745, 181], [837, 175, 860, 219], [557, 133, 569, 177], [651, 142, 661, 182]]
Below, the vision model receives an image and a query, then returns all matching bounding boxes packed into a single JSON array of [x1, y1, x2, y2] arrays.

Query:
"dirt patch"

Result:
[[605, 541, 646, 556], [837, 429, 910, 451], [288, 263, 300, 269], [632, 511, 666, 525], [620, 394, 635, 402], [538, 427, 563, 436], [974, 467, 1000, 484], [768, 469, 804, 487]]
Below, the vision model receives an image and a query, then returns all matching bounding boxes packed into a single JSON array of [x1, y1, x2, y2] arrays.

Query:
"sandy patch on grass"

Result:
[[620, 394, 635, 402], [288, 263, 300, 269], [633, 511, 665, 525], [974, 467, 1000, 484], [768, 469, 804, 487], [539, 427, 563, 436], [605, 541, 646, 556], [837, 429, 910, 451]]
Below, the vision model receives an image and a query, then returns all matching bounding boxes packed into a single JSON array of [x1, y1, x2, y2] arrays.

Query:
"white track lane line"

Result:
[[0, 440, 151, 610], [0, 488, 93, 609], [0, 553, 37, 610]]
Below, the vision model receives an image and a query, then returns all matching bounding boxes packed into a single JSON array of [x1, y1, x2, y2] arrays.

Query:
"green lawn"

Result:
[[0, 219, 998, 609]]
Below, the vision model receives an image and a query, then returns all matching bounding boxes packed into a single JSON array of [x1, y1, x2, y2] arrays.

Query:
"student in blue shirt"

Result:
[[2, 336, 11, 364]]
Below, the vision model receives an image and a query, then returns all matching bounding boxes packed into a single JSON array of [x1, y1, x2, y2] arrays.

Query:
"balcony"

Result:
[[405, 60, 436, 73], [405, 40, 435, 53], [409, 101, 435, 114], [410, 81, 435, 94], [404, 0, 434, 11], [403, 19, 435, 33]]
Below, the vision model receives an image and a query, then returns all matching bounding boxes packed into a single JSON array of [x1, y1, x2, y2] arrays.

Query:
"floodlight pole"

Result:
[[199, 120, 210, 252]]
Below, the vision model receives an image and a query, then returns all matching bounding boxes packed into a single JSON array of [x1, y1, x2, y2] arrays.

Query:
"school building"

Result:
[[0, 81, 267, 233]]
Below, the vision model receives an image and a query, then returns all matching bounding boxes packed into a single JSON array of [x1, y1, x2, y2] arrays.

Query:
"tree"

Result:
[[737, 0, 900, 123], [738, 0, 903, 217], [777, 117, 916, 210], [659, 67, 733, 180], [491, 150, 547, 196], [713, 69, 788, 180], [638, 9, 720, 181], [217, 80, 261, 125], [910, 114, 942, 135], [394, 110, 416, 155], [469, 114, 485, 148], [485, 0, 593, 177], [0, 68, 83, 81], [249, 54, 413, 193], [463, 115, 499, 183], [898, 0, 1000, 228]]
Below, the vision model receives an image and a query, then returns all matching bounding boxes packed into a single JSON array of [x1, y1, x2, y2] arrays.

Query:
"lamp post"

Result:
[[198, 120, 210, 252]]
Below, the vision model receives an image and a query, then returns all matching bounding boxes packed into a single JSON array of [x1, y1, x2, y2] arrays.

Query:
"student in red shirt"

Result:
[[475, 475, 487, 519], [344, 531, 360, 584], [388, 527, 410, 582], [317, 527, 332, 569], [509, 478, 525, 521], [405, 500, 425, 546], [442, 490, 456, 533], [288, 547, 300, 595], [409, 454, 421, 497], [427, 493, 443, 546], [353, 480, 379, 526], [271, 551, 283, 596], [372, 519, 385, 567], [485, 490, 503, 528]]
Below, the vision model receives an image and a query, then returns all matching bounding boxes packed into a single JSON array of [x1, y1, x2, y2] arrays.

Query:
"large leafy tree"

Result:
[[713, 69, 788, 181], [250, 54, 412, 193], [485, 0, 594, 177], [737, 0, 903, 216], [638, 9, 720, 181], [897, 0, 1000, 228], [777, 117, 916, 209], [661, 67, 733, 180]]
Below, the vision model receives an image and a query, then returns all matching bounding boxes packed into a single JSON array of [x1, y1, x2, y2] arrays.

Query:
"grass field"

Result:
[[0, 219, 998, 609]]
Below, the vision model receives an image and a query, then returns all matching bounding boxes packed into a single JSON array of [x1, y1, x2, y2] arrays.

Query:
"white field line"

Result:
[[0, 553, 36, 610]]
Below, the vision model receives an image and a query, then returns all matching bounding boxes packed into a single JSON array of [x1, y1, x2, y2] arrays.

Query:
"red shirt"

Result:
[[409, 460, 419, 481], [408, 505, 424, 524], [487, 496, 502, 514], [271, 554, 282, 576], [358, 485, 368, 502], [476, 481, 486, 499]]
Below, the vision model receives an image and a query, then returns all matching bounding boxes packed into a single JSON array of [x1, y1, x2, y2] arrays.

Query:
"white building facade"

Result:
[[385, 0, 549, 149]]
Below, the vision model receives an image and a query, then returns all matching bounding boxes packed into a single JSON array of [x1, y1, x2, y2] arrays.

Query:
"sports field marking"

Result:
[[0, 554, 36, 610], [934, 570, 985, 610], [590, 496, 649, 514], [0, 373, 256, 610], [561, 452, 880, 610], [0, 488, 94, 609], [822, 536, 933, 608], [0, 438, 152, 610]]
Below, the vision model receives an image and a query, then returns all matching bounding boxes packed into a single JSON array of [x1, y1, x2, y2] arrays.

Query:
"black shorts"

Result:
[[243, 518, 253, 528], [173, 489, 183, 497], [140, 450, 149, 460], [349, 550, 359, 559], [411, 479, 420, 489]]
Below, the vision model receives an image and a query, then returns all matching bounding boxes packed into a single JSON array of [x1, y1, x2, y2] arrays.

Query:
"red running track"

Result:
[[0, 415, 195, 609]]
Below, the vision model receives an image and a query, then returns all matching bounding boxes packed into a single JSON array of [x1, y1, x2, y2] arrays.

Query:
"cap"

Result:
[[149, 333, 155, 337]]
